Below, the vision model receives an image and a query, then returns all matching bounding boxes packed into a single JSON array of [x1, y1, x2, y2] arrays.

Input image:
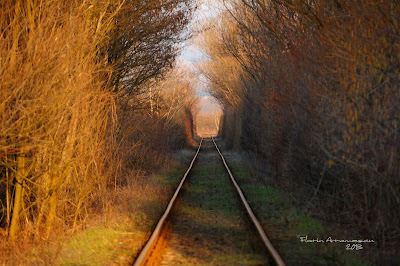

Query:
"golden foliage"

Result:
[[0, 0, 195, 245]]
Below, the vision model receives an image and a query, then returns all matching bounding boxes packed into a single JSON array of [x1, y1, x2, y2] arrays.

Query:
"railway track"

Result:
[[133, 138, 285, 266]]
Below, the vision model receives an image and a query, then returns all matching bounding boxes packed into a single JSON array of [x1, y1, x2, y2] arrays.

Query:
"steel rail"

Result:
[[212, 137, 286, 266], [133, 138, 203, 266]]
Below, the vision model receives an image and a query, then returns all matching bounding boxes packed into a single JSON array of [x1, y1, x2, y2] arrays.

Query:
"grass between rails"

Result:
[[160, 145, 269, 265], [221, 151, 371, 266]]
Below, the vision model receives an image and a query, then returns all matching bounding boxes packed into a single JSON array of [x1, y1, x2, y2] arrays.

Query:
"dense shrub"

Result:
[[199, 0, 400, 252], [0, 0, 194, 242]]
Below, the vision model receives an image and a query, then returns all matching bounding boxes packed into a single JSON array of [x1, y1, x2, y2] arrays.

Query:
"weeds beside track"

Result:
[[134, 139, 285, 265]]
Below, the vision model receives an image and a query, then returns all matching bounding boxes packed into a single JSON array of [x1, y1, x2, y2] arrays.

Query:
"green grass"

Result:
[[154, 166, 185, 185], [186, 164, 242, 215], [164, 153, 270, 265], [59, 225, 138, 265], [55, 163, 192, 265], [294, 213, 326, 235], [226, 158, 369, 266]]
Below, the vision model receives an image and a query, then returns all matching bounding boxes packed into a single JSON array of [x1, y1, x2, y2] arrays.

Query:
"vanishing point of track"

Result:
[[133, 138, 285, 266]]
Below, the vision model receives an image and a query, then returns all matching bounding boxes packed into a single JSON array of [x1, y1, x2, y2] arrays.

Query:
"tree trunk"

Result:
[[184, 108, 196, 145], [8, 154, 26, 241]]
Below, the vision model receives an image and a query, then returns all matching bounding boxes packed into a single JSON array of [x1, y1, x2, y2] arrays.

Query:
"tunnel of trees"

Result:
[[198, 0, 399, 248], [0, 0, 399, 262]]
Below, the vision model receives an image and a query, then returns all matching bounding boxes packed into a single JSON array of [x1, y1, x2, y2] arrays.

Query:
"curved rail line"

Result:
[[133, 138, 203, 266], [212, 137, 285, 266], [133, 137, 285, 266]]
